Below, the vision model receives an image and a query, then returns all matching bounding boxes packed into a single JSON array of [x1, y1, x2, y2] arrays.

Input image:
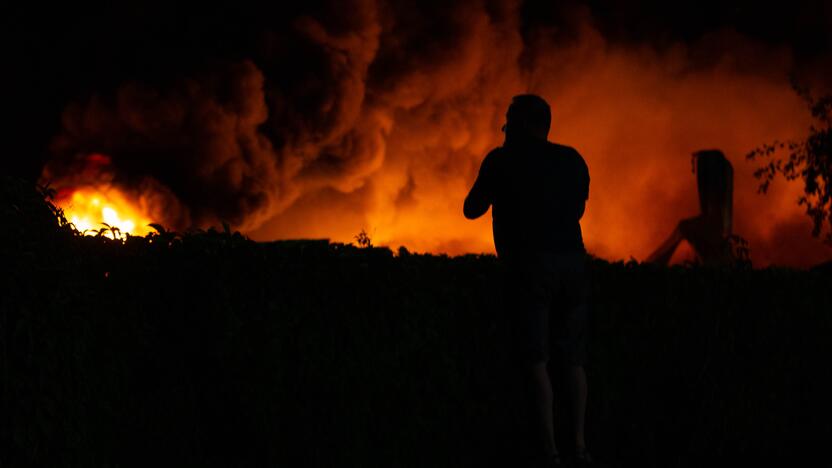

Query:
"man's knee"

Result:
[[527, 360, 549, 381]]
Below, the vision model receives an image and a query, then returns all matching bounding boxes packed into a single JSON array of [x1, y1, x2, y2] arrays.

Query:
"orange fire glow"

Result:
[[42, 12, 832, 268], [56, 186, 154, 238]]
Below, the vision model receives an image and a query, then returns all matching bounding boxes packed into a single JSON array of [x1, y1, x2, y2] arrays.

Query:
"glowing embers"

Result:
[[57, 186, 153, 238]]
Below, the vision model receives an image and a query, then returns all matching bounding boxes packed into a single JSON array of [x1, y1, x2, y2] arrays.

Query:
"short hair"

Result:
[[507, 94, 551, 136]]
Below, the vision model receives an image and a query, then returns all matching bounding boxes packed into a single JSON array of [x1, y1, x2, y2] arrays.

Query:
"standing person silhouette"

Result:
[[464, 95, 592, 468]]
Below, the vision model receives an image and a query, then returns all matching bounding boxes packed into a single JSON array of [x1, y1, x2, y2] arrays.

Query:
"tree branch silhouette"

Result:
[[747, 80, 832, 244]]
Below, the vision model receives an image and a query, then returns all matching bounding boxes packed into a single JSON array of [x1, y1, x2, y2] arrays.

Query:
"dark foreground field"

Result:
[[3, 178, 832, 467]]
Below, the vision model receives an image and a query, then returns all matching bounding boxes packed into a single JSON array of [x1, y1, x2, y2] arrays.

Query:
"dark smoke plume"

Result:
[[42, 0, 832, 266]]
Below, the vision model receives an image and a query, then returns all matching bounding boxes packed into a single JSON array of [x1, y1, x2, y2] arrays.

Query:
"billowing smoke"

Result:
[[41, 0, 832, 267]]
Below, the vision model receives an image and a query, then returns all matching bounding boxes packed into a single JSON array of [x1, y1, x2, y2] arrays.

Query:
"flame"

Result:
[[56, 186, 154, 238]]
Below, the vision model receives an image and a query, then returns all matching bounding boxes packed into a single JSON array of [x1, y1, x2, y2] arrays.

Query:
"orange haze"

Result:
[[45, 5, 831, 268], [251, 21, 831, 267]]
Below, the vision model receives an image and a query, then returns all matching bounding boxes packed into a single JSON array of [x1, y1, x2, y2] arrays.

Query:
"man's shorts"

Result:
[[501, 250, 589, 367]]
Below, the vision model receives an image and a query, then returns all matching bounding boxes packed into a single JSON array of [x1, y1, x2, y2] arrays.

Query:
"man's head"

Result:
[[502, 94, 551, 142]]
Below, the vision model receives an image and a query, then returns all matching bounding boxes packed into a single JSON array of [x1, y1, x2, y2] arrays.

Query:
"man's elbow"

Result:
[[463, 197, 487, 219], [463, 204, 479, 220]]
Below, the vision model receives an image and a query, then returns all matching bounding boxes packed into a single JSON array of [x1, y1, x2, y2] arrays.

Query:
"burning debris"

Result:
[[41, 153, 187, 238], [55, 186, 153, 238]]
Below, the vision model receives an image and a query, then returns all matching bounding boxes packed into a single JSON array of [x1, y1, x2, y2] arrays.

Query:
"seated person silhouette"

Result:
[[646, 150, 733, 266], [464, 95, 592, 467]]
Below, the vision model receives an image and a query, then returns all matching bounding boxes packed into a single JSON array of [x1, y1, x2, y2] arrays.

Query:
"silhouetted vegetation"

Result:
[[2, 176, 831, 467], [354, 228, 373, 248], [747, 82, 832, 244]]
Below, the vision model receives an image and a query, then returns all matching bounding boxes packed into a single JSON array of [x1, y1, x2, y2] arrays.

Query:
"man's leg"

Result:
[[569, 364, 588, 452], [552, 251, 592, 462], [529, 361, 559, 458]]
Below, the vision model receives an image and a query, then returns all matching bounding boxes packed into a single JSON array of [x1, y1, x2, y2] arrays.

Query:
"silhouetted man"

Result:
[[464, 95, 592, 467]]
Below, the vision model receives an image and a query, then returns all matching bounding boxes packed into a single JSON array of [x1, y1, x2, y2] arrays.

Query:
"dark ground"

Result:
[[3, 177, 832, 467]]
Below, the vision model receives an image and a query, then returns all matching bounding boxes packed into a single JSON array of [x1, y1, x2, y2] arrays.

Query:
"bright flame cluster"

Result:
[[58, 187, 154, 238]]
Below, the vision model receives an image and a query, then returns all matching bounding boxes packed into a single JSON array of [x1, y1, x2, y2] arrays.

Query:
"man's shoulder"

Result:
[[482, 146, 507, 167], [485, 146, 506, 158], [546, 141, 586, 167], [546, 141, 582, 158]]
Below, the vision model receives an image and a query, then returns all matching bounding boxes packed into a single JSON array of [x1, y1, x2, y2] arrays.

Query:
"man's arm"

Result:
[[463, 150, 497, 219], [575, 151, 589, 221]]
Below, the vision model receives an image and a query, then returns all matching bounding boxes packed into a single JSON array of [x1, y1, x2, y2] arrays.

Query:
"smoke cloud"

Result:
[[42, 0, 832, 267]]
